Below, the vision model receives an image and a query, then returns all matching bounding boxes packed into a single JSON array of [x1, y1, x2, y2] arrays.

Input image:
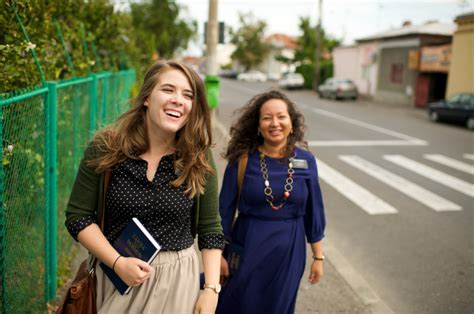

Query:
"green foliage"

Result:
[[294, 17, 340, 64], [131, 0, 197, 58], [0, 0, 138, 91], [229, 13, 269, 71], [296, 60, 334, 89], [0, 0, 197, 93], [292, 17, 339, 88]]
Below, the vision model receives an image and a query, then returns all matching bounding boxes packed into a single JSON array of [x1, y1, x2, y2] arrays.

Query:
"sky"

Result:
[[115, 0, 473, 55]]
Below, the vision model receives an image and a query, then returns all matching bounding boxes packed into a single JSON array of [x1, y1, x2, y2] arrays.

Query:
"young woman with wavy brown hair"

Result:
[[65, 60, 225, 313], [217, 90, 326, 314]]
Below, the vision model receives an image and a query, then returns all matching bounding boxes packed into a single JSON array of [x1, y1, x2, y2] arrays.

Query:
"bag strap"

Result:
[[237, 153, 248, 204], [231, 153, 248, 228], [91, 170, 111, 270]]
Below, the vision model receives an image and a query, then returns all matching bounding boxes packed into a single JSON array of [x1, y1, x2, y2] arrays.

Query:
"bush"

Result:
[[296, 60, 334, 89], [0, 0, 140, 92]]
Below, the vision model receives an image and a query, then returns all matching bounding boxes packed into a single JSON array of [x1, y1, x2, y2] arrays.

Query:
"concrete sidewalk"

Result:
[[211, 121, 390, 314]]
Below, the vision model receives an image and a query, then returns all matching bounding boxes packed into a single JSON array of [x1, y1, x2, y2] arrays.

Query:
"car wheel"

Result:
[[430, 111, 439, 122], [466, 117, 474, 130]]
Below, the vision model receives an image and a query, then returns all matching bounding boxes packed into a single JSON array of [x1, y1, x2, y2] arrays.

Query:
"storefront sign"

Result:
[[408, 50, 420, 70], [420, 44, 451, 73]]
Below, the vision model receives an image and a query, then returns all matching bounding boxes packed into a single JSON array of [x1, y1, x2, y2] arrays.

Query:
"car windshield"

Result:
[[447, 93, 463, 103], [335, 79, 353, 84]]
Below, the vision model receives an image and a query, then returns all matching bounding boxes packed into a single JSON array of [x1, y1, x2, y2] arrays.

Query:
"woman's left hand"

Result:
[[194, 289, 218, 314], [308, 260, 324, 284]]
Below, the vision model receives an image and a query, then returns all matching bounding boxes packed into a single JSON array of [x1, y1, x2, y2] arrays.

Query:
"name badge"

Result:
[[292, 159, 308, 169]]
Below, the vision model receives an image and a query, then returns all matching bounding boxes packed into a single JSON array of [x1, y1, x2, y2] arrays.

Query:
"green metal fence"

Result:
[[0, 69, 136, 313]]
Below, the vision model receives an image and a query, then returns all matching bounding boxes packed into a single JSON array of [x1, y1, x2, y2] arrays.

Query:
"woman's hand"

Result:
[[194, 289, 218, 314], [114, 256, 153, 286], [308, 260, 323, 284], [220, 256, 230, 284]]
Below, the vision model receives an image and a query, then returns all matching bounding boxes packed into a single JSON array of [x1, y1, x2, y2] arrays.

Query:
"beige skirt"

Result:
[[96, 246, 199, 314]]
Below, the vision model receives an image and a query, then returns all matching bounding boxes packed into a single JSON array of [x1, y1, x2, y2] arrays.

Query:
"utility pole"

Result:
[[313, 0, 322, 92], [205, 0, 220, 113]]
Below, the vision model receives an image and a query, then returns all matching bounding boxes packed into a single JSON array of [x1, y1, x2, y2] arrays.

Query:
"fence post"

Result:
[[73, 89, 80, 173], [101, 75, 109, 125], [89, 74, 98, 138], [45, 82, 58, 302], [0, 99, 7, 312]]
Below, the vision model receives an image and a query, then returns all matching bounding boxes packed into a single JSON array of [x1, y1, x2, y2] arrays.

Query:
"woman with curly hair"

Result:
[[65, 60, 224, 313], [217, 90, 326, 314]]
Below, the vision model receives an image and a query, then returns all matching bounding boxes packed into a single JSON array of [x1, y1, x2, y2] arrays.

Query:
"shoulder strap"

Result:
[[237, 153, 249, 209], [237, 153, 248, 199], [91, 170, 111, 270]]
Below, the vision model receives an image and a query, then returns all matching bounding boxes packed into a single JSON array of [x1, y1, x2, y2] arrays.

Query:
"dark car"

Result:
[[318, 78, 358, 100], [219, 69, 238, 79], [428, 93, 474, 130]]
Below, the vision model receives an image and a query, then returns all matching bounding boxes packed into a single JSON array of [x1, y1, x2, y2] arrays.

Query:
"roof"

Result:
[[264, 33, 298, 50], [455, 11, 474, 23], [356, 21, 456, 43]]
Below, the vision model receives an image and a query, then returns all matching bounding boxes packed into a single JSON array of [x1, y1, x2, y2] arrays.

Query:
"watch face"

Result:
[[205, 284, 221, 293]]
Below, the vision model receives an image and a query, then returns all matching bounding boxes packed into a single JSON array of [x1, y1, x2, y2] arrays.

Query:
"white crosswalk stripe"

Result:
[[339, 155, 462, 211], [424, 154, 474, 175], [463, 154, 474, 161], [383, 155, 474, 197], [316, 159, 398, 215]]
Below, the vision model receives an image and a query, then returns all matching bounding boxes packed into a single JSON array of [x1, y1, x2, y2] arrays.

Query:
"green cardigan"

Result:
[[65, 143, 223, 241]]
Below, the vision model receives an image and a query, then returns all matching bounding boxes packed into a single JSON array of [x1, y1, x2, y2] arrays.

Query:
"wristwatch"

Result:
[[312, 255, 325, 261], [203, 283, 222, 294]]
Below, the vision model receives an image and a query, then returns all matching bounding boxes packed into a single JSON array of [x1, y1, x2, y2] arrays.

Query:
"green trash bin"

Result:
[[205, 75, 220, 109]]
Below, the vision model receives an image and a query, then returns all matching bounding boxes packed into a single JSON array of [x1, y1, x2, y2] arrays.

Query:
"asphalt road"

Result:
[[216, 78, 474, 314]]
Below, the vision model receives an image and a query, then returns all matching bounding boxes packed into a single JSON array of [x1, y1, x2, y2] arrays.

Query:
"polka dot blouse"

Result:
[[67, 154, 225, 251]]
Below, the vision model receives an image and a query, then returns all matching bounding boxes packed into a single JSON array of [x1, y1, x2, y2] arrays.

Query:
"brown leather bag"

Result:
[[56, 171, 111, 314], [56, 259, 97, 314]]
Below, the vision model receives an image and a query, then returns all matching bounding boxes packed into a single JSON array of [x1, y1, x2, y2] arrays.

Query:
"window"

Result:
[[390, 63, 404, 84]]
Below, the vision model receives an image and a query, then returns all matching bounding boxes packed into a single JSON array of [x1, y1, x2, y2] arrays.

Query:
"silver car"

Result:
[[278, 73, 305, 90], [237, 70, 267, 82], [318, 78, 358, 100]]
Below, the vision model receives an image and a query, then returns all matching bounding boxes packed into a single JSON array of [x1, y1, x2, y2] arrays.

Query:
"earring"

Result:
[[257, 131, 261, 136], [290, 129, 293, 134]]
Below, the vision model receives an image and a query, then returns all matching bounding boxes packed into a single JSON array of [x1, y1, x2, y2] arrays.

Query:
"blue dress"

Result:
[[217, 147, 326, 314]]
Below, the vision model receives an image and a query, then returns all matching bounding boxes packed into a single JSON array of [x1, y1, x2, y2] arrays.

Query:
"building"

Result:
[[261, 33, 299, 80], [333, 42, 378, 96], [446, 12, 474, 97], [334, 21, 455, 106]]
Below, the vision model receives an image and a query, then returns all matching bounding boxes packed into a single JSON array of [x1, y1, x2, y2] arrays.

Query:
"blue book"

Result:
[[100, 217, 161, 295]]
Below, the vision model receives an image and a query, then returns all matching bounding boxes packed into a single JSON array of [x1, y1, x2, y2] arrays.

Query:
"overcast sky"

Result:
[[115, 0, 473, 55]]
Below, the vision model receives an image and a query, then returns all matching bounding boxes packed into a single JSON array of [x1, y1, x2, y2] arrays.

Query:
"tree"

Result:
[[229, 13, 269, 71], [0, 0, 197, 92], [294, 17, 340, 64], [130, 0, 197, 61], [0, 0, 139, 91], [294, 17, 340, 88]]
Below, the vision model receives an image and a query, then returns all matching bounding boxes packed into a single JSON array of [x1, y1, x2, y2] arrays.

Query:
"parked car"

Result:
[[278, 73, 305, 90], [219, 69, 238, 79], [237, 70, 267, 82], [318, 78, 358, 100], [428, 93, 474, 130]]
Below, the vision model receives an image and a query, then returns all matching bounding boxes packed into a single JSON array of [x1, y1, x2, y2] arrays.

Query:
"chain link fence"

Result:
[[0, 70, 136, 313]]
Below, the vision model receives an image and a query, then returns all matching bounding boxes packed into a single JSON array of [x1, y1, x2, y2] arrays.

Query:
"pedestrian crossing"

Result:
[[317, 153, 473, 215]]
